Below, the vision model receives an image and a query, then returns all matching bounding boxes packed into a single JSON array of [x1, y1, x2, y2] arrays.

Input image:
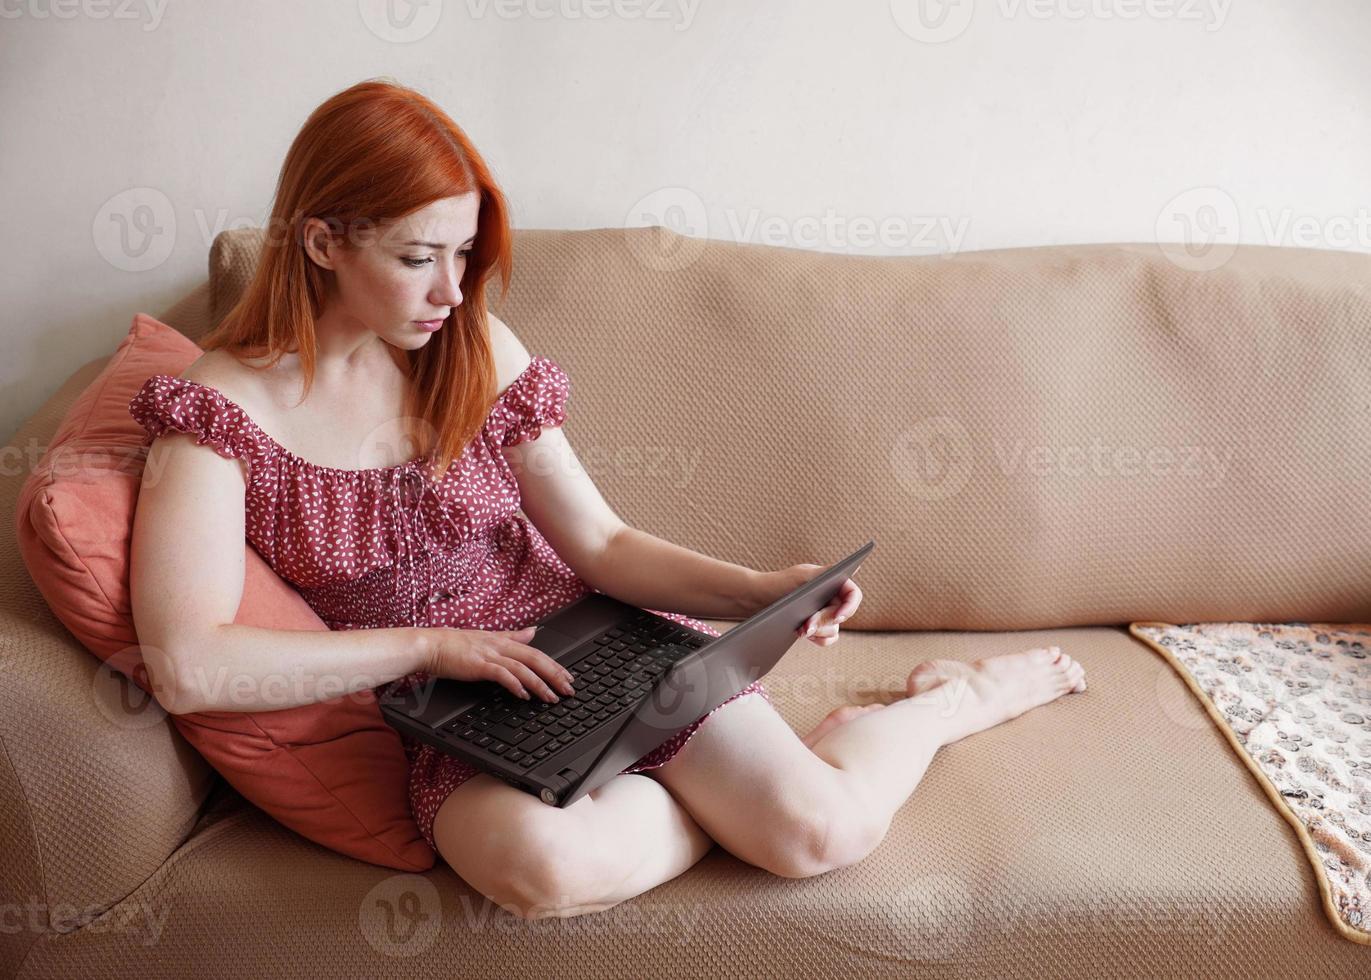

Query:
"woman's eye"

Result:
[[403, 250, 472, 269]]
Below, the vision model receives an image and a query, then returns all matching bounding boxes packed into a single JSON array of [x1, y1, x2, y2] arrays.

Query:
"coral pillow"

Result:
[[14, 313, 434, 872]]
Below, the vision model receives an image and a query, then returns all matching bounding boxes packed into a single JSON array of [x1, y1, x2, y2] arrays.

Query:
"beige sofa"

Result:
[[4, 226, 1369, 978]]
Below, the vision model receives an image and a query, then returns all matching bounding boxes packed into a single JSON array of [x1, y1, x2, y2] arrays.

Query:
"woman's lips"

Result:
[[414, 319, 444, 332]]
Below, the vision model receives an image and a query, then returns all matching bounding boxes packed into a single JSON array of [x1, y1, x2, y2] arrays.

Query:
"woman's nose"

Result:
[[433, 266, 463, 307]]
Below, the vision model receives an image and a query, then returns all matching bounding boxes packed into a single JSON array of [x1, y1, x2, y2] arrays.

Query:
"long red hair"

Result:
[[198, 77, 513, 482]]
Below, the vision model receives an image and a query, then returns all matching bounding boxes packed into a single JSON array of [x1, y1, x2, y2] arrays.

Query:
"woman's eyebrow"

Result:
[[400, 235, 477, 248]]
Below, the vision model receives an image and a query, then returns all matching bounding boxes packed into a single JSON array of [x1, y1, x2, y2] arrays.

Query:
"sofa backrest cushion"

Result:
[[214, 226, 1371, 628]]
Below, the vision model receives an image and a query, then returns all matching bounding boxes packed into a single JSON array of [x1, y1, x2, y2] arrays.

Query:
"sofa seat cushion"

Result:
[[19, 627, 1368, 977]]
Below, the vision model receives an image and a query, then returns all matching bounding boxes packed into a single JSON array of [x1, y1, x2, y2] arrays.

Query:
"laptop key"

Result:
[[475, 734, 494, 747], [521, 733, 551, 752], [489, 742, 510, 756]]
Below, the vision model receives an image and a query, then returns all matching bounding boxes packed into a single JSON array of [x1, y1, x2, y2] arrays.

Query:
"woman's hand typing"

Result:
[[425, 626, 576, 702]]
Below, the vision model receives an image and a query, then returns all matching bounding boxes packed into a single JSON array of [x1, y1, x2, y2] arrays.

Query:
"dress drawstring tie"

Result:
[[391, 464, 443, 627]]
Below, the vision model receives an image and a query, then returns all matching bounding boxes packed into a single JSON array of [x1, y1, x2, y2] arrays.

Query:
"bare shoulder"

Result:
[[487, 310, 533, 397], [176, 348, 280, 415]]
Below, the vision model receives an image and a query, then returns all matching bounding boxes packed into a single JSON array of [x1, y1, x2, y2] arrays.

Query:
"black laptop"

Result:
[[379, 540, 874, 807]]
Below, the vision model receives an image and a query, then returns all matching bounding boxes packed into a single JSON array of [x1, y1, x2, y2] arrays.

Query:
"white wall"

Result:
[[3, 0, 1369, 440]]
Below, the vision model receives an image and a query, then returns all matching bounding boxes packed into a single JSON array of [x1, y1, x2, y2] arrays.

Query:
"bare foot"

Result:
[[801, 703, 887, 749], [904, 646, 1086, 745]]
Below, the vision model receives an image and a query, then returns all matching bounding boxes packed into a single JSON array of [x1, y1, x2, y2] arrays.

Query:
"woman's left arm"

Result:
[[581, 531, 862, 644]]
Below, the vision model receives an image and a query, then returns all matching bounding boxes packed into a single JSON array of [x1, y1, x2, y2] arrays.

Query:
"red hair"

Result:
[[198, 77, 513, 482]]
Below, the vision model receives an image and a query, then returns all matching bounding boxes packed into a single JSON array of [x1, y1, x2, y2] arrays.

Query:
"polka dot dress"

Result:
[[129, 354, 770, 851]]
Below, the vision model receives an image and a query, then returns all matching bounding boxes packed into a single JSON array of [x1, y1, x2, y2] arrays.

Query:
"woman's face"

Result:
[[308, 192, 481, 353]]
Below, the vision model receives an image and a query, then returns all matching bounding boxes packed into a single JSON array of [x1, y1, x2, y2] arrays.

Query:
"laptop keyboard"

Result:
[[434, 613, 708, 771]]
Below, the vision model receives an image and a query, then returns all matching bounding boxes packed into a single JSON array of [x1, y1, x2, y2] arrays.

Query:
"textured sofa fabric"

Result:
[[3, 229, 1369, 977], [484, 229, 1371, 631], [12, 313, 433, 872]]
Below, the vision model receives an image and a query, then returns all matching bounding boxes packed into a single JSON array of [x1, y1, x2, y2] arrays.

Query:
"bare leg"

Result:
[[805, 646, 1086, 817], [645, 647, 1086, 876], [433, 770, 715, 919]]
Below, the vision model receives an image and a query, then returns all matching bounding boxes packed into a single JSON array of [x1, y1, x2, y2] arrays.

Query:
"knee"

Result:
[[763, 796, 887, 879], [496, 824, 612, 920]]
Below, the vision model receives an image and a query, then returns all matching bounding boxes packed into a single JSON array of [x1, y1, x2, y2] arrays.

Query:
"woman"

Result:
[[128, 78, 1087, 922]]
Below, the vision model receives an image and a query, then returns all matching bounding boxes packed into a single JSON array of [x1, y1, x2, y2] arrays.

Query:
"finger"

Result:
[[804, 621, 841, 643], [480, 662, 532, 700], [501, 637, 575, 686], [501, 641, 576, 695], [498, 657, 561, 702], [831, 581, 862, 623]]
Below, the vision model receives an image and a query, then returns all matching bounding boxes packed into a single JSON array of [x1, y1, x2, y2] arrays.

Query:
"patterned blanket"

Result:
[[1130, 622, 1371, 945]]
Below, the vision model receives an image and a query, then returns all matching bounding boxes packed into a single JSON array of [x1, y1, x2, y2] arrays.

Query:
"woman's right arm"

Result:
[[129, 432, 571, 715], [129, 432, 432, 714]]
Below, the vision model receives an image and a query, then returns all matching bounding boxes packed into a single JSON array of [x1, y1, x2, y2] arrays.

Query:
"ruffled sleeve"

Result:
[[128, 375, 264, 470], [488, 355, 570, 448]]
